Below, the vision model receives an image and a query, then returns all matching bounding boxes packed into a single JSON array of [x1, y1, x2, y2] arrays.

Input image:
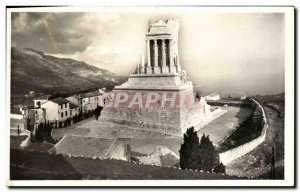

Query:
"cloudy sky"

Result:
[[11, 9, 285, 96]]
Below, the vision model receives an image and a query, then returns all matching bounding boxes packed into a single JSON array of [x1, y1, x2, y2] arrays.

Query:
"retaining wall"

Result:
[[219, 99, 268, 165]]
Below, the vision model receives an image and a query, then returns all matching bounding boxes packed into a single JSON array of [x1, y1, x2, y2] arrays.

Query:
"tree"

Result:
[[270, 146, 276, 179], [179, 127, 200, 170], [94, 105, 103, 120], [179, 128, 223, 172], [198, 134, 219, 172], [17, 125, 20, 136], [35, 122, 44, 142], [30, 131, 35, 143]]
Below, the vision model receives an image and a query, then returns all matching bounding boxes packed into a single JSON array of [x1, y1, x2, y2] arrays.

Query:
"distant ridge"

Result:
[[11, 47, 126, 96]]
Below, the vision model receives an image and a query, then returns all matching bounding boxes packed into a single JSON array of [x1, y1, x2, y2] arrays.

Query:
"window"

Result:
[[65, 103, 67, 108], [65, 111, 68, 116], [61, 112, 63, 118], [61, 105, 63, 109], [70, 110, 72, 116]]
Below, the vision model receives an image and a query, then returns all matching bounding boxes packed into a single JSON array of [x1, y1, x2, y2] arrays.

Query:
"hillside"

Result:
[[11, 47, 125, 96]]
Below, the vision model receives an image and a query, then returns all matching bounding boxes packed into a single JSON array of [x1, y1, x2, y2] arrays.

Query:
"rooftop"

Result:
[[80, 91, 102, 98], [49, 135, 119, 159], [35, 94, 52, 100], [50, 97, 70, 105], [67, 95, 81, 100], [206, 93, 220, 97], [69, 103, 78, 109]]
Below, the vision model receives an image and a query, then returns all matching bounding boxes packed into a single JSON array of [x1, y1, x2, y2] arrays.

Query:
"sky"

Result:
[[11, 9, 285, 96]]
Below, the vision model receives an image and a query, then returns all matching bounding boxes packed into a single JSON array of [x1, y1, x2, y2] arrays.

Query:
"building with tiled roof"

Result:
[[41, 97, 71, 122], [69, 103, 79, 117], [50, 97, 70, 105], [49, 135, 131, 161], [80, 91, 105, 113], [69, 103, 78, 109], [66, 95, 83, 115], [205, 93, 220, 101], [80, 91, 102, 98], [34, 94, 52, 108]]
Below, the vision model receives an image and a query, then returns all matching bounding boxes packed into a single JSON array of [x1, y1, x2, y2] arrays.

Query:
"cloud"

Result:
[[11, 11, 285, 96], [12, 12, 90, 54]]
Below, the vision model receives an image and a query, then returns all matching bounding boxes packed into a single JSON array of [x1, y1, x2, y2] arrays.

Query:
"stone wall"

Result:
[[219, 99, 268, 165], [100, 88, 196, 135]]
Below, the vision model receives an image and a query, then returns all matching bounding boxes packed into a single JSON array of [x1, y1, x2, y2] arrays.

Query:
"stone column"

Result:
[[153, 39, 160, 74], [161, 39, 168, 73], [137, 62, 140, 74], [146, 40, 152, 74], [175, 54, 181, 72], [140, 54, 145, 74], [169, 39, 176, 73]]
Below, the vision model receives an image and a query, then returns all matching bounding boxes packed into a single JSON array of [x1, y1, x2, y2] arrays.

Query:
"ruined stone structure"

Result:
[[100, 19, 218, 136]]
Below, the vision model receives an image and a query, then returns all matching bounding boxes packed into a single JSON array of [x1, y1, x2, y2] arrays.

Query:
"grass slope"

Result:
[[10, 149, 238, 180]]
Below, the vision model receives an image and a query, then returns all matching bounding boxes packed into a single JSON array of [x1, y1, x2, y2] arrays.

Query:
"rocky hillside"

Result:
[[11, 47, 125, 95]]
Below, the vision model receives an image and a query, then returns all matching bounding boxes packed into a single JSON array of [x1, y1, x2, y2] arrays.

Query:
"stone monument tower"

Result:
[[101, 19, 213, 136]]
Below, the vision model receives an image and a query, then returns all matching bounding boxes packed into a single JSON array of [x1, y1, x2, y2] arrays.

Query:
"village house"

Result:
[[80, 91, 104, 113], [41, 97, 71, 122], [66, 95, 82, 115], [20, 104, 46, 131], [33, 94, 52, 108], [240, 95, 247, 100], [205, 93, 221, 101]]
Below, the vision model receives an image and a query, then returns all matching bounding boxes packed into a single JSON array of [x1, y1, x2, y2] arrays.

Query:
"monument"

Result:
[[101, 19, 222, 136]]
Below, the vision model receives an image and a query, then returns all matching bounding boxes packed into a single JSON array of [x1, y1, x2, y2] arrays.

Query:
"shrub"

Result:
[[213, 163, 226, 174]]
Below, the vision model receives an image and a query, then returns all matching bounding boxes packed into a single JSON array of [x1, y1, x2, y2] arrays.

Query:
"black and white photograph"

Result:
[[5, 6, 295, 187]]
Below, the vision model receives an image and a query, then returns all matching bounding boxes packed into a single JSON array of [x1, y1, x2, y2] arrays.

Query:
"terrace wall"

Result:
[[219, 99, 268, 165]]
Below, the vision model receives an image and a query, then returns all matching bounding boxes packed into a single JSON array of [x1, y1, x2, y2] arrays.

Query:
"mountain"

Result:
[[11, 47, 125, 96]]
